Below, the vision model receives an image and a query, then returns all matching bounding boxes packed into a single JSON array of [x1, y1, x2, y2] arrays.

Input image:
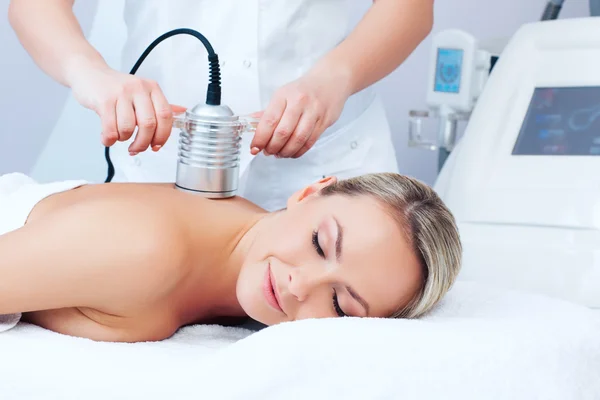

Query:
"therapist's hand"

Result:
[[68, 64, 173, 155], [250, 68, 352, 159]]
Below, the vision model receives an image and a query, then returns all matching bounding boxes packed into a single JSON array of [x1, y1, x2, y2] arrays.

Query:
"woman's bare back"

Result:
[[2, 182, 261, 342]]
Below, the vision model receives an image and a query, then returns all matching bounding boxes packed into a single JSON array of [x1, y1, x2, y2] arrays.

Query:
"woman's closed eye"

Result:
[[312, 230, 325, 258], [313, 230, 346, 317], [313, 229, 348, 317], [332, 291, 347, 317]]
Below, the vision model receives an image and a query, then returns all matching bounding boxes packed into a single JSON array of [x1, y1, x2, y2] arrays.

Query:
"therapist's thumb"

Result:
[[248, 111, 267, 155], [101, 131, 118, 147], [170, 104, 187, 114]]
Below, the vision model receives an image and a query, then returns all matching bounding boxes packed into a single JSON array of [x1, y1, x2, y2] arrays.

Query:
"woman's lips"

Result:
[[263, 262, 284, 314], [271, 267, 286, 315]]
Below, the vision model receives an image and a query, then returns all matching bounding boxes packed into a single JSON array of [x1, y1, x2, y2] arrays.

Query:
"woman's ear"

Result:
[[287, 176, 337, 209]]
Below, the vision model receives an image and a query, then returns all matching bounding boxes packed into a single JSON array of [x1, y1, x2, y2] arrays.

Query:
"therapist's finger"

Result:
[[150, 87, 173, 151], [291, 117, 323, 159], [115, 96, 136, 142], [264, 105, 302, 156], [250, 97, 286, 155], [278, 113, 317, 158], [99, 100, 118, 147], [248, 111, 264, 119], [129, 93, 157, 154], [171, 104, 187, 114]]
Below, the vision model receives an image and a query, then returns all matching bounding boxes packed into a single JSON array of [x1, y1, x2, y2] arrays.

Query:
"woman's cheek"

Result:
[[293, 297, 334, 321], [236, 262, 262, 311]]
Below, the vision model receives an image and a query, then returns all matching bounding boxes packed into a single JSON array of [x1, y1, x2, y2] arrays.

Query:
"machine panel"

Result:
[[513, 87, 600, 156]]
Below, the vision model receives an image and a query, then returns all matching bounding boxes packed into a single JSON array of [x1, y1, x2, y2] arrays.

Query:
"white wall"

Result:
[[0, 0, 98, 175], [0, 0, 592, 185]]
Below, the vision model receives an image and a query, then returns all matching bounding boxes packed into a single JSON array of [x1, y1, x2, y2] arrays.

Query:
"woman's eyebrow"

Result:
[[333, 217, 343, 262], [332, 217, 369, 315], [346, 285, 370, 316], [331, 217, 367, 314]]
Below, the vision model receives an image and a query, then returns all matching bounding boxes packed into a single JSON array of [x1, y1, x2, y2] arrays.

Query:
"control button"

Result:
[[350, 141, 358, 149], [134, 157, 142, 167], [243, 60, 252, 68]]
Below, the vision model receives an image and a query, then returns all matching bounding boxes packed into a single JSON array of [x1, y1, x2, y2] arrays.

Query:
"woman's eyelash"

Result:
[[332, 291, 347, 317], [312, 230, 325, 258], [313, 231, 345, 317]]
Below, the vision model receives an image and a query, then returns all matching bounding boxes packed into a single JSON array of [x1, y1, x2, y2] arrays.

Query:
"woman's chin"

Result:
[[235, 264, 272, 325], [238, 302, 276, 326], [235, 290, 265, 324], [236, 295, 283, 327]]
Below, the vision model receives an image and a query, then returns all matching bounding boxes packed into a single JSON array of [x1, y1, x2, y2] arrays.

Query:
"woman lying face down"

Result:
[[0, 172, 462, 342]]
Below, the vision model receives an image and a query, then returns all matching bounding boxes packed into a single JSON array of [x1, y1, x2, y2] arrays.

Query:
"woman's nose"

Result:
[[287, 266, 328, 302]]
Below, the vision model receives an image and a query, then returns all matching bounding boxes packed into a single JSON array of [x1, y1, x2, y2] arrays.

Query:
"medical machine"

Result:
[[410, 0, 600, 172], [433, 17, 600, 310], [408, 30, 502, 171], [103, 29, 256, 198]]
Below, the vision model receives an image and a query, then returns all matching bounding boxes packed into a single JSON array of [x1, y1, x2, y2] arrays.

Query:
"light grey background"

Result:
[[0, 0, 591, 184]]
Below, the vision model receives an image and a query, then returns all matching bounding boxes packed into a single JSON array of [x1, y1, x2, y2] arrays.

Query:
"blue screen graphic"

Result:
[[512, 87, 600, 156], [434, 48, 464, 93]]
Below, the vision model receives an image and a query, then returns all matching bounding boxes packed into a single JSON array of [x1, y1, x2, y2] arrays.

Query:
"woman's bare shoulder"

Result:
[[0, 184, 193, 317]]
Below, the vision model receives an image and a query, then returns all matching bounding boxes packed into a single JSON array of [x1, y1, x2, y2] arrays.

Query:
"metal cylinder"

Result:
[[174, 103, 243, 198]]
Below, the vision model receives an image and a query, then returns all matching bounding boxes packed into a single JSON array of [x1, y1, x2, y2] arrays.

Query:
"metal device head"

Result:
[[173, 102, 256, 198]]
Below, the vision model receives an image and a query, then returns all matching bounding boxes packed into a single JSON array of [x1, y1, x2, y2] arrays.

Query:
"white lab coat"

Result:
[[111, 0, 399, 211]]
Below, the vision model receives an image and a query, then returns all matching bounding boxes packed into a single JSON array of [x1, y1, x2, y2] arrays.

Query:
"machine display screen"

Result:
[[512, 87, 600, 156], [434, 48, 463, 93]]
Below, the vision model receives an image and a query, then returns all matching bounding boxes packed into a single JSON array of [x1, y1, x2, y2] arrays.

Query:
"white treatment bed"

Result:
[[0, 281, 598, 400]]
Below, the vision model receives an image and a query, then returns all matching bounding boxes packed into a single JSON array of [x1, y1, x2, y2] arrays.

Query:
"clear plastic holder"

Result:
[[172, 108, 259, 134], [407, 109, 470, 152], [408, 110, 438, 151]]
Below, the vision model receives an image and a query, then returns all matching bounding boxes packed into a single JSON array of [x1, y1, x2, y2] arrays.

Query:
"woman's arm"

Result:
[[0, 199, 185, 316]]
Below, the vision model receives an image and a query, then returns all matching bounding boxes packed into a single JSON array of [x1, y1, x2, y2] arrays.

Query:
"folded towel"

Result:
[[0, 173, 87, 333], [0, 281, 598, 399]]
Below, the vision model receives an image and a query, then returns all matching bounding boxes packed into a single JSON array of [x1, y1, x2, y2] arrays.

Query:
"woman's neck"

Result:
[[179, 196, 272, 323]]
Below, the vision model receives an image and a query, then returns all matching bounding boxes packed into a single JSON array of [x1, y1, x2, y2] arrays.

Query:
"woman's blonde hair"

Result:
[[319, 172, 462, 319]]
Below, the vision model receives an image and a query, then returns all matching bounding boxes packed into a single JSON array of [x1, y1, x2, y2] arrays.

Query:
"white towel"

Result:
[[191, 281, 600, 400], [0, 281, 598, 399], [0, 173, 87, 332], [0, 314, 21, 335]]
